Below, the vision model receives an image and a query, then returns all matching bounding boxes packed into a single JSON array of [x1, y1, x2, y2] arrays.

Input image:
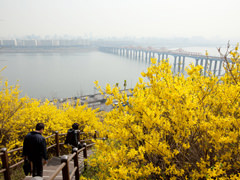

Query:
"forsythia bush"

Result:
[[0, 82, 100, 152], [85, 45, 240, 179]]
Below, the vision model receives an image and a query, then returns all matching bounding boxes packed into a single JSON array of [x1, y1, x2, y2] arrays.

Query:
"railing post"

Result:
[[55, 131, 60, 157], [83, 143, 87, 171], [72, 148, 80, 180], [83, 143, 87, 159], [61, 155, 70, 180], [78, 130, 81, 142], [1, 148, 11, 180], [94, 130, 98, 140]]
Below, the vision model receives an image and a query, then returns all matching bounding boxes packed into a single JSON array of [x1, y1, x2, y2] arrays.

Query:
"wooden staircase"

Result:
[[1, 131, 98, 180], [24, 149, 93, 180]]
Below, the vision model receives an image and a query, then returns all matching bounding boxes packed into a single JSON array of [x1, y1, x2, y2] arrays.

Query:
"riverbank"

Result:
[[51, 89, 133, 112], [0, 47, 98, 53]]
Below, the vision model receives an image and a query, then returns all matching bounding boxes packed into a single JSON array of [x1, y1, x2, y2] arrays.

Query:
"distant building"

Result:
[[52, 40, 59, 47], [76, 39, 90, 47], [0, 39, 92, 48], [58, 40, 90, 47], [16, 40, 25, 47], [59, 40, 75, 47], [36, 40, 53, 47], [82, 39, 90, 47], [23, 40, 37, 47], [2, 40, 16, 47]]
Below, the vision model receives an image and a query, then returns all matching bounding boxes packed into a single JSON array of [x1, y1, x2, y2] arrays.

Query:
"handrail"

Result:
[[0, 131, 61, 180], [1, 131, 98, 180], [9, 159, 24, 169], [80, 139, 92, 142], [0, 168, 6, 173], [49, 144, 93, 180], [46, 144, 56, 150], [77, 147, 85, 153], [67, 153, 76, 163], [48, 162, 66, 180], [60, 151, 78, 180], [7, 147, 23, 154], [45, 134, 55, 139], [70, 167, 77, 179], [59, 133, 67, 136], [86, 143, 95, 148]]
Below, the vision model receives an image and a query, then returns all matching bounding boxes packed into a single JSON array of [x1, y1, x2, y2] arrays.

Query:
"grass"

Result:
[[81, 166, 100, 180]]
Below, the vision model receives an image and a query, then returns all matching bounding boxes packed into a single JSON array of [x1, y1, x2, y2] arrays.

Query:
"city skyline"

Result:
[[0, 35, 232, 48], [1, 0, 240, 42]]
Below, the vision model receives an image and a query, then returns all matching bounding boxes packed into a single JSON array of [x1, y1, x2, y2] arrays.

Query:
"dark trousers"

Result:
[[31, 158, 43, 177], [71, 143, 83, 153]]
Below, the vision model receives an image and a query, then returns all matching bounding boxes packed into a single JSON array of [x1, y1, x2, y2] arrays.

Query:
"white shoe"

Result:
[[31, 176, 43, 180]]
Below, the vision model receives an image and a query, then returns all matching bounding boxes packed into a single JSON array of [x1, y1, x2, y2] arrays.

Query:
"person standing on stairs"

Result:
[[64, 123, 83, 151], [23, 123, 48, 177]]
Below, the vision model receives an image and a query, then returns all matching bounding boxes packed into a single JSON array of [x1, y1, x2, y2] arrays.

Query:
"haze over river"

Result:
[[0, 47, 223, 99], [0, 50, 150, 99]]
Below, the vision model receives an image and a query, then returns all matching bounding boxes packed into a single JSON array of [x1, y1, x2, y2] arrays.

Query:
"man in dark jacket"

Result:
[[23, 123, 48, 177], [65, 123, 82, 150]]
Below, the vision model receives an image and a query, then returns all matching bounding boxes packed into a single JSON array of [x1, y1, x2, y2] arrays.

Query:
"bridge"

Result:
[[99, 46, 228, 76]]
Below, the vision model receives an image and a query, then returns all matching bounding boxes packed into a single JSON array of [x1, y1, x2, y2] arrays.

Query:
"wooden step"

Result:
[[23, 149, 93, 180]]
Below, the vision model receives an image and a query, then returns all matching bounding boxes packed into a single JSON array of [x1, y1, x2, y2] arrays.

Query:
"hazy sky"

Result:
[[0, 0, 239, 40]]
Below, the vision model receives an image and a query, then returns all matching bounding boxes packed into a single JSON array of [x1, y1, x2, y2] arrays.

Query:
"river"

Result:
[[0, 46, 226, 99], [0, 50, 149, 99]]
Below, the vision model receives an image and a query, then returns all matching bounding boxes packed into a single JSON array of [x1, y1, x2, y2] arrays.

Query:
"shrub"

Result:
[[0, 83, 100, 164], [86, 44, 240, 179]]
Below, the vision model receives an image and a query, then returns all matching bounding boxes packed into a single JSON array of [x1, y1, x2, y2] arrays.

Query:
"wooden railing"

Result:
[[48, 143, 95, 180], [0, 130, 97, 180]]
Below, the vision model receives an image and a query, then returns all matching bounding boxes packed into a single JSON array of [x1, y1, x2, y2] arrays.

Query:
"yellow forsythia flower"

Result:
[[151, 58, 157, 64]]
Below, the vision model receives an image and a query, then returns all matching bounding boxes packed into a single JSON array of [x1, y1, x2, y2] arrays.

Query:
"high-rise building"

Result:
[[36, 40, 53, 47], [16, 40, 24, 47], [52, 40, 60, 47], [2, 40, 16, 47], [23, 40, 37, 47]]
